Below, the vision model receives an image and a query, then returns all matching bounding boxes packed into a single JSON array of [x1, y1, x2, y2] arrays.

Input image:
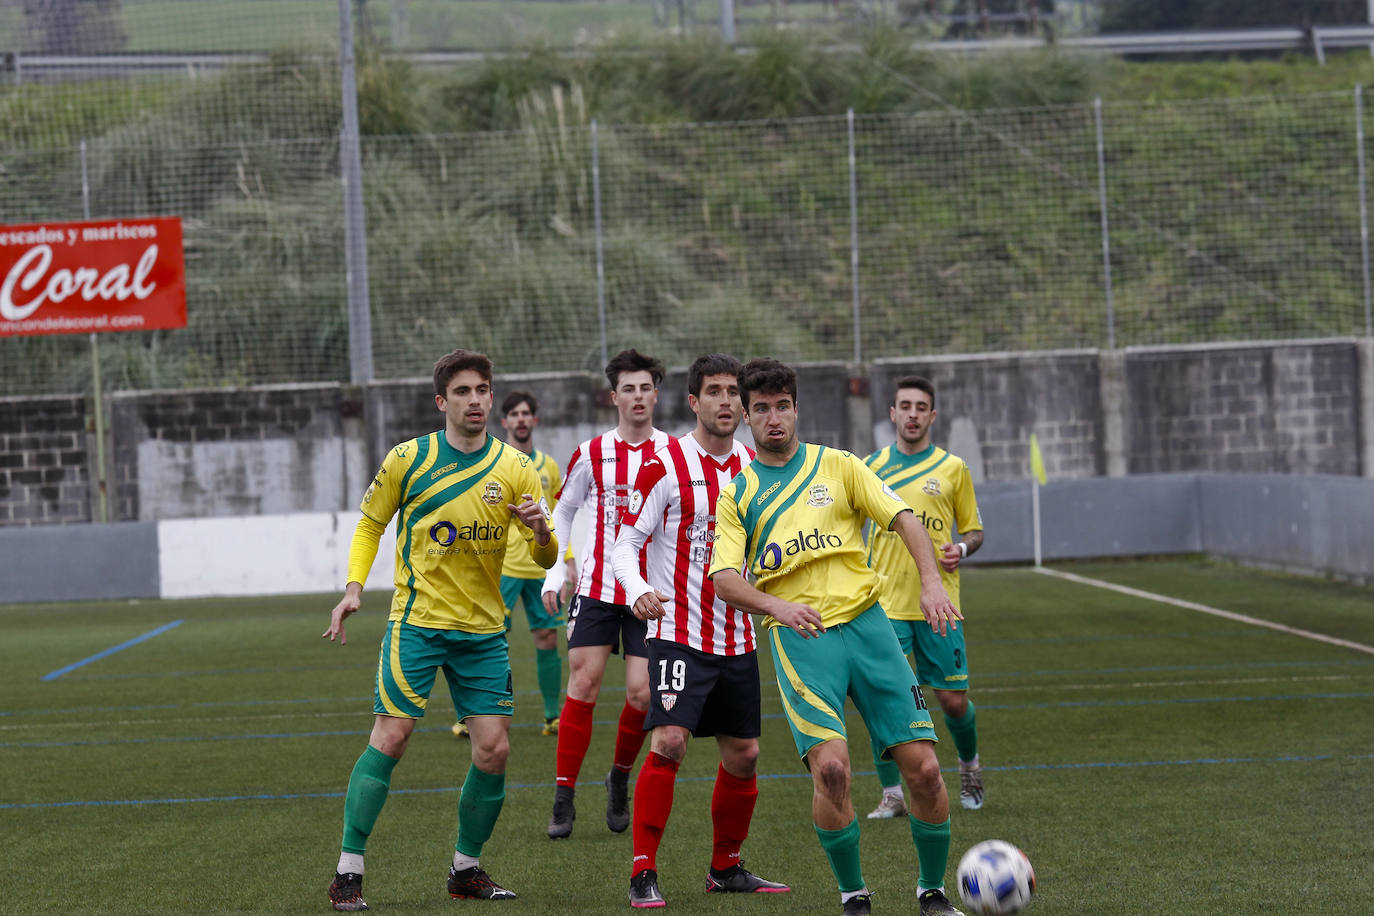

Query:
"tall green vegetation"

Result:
[[2, 36, 1370, 394]]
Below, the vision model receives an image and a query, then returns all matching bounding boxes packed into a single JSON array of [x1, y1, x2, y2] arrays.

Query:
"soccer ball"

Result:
[[956, 839, 1036, 915]]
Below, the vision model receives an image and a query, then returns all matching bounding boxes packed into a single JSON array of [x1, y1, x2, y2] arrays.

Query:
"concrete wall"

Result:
[[0, 394, 92, 524], [4, 474, 1369, 603], [2, 340, 1372, 528]]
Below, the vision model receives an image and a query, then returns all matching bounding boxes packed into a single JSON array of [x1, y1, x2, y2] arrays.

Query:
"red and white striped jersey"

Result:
[[614, 433, 756, 656], [544, 427, 669, 605]]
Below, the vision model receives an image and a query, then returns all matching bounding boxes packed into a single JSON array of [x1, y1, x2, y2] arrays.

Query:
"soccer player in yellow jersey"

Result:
[[321, 349, 560, 911], [452, 390, 575, 739], [709, 359, 968, 916], [863, 377, 986, 819]]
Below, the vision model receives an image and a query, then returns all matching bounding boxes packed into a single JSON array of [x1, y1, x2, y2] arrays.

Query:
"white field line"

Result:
[[1036, 566, 1374, 656]]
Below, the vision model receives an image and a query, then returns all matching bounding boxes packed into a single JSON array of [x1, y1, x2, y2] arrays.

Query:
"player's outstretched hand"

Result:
[[938, 542, 963, 572], [632, 590, 670, 621], [773, 601, 825, 639], [920, 584, 962, 637], [323, 583, 363, 646]]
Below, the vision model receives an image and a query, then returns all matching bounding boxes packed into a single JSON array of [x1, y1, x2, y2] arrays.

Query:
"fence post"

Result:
[[80, 139, 109, 523], [1093, 97, 1116, 350], [847, 109, 861, 365], [592, 120, 608, 368], [721, 0, 736, 44], [1357, 85, 1373, 337], [338, 0, 374, 383]]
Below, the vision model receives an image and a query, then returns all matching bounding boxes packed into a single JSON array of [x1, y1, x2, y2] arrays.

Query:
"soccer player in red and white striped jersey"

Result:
[[541, 349, 670, 840], [610, 354, 790, 908]]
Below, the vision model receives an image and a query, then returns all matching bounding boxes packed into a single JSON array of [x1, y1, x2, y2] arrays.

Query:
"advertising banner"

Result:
[[0, 217, 186, 338]]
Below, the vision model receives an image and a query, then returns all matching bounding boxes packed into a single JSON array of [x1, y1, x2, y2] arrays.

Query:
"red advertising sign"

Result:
[[0, 217, 186, 338]]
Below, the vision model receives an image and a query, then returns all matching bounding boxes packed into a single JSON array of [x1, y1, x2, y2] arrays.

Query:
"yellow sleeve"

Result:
[[523, 456, 560, 569], [548, 460, 574, 562], [708, 486, 747, 578], [844, 450, 907, 531], [345, 514, 388, 587], [954, 461, 983, 534], [529, 531, 560, 570]]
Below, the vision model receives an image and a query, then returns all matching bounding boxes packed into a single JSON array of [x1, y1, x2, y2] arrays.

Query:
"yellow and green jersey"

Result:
[[500, 447, 563, 580], [865, 443, 982, 618], [358, 431, 555, 633], [710, 443, 910, 630]]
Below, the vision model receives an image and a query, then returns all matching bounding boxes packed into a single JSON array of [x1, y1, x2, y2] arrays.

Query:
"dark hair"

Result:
[[894, 375, 936, 410], [433, 349, 493, 397], [687, 353, 743, 397], [737, 358, 797, 411], [501, 390, 537, 417], [605, 349, 665, 389]]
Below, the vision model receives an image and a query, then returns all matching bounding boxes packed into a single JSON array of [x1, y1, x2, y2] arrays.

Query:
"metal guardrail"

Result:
[[5, 25, 1374, 81]]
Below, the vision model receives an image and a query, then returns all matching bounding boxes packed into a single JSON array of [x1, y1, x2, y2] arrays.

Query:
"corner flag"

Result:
[[1028, 433, 1047, 485]]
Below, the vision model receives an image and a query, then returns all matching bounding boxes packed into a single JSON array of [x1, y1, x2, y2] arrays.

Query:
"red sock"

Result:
[[612, 702, 648, 772], [710, 763, 758, 871], [631, 752, 679, 876], [555, 695, 596, 789]]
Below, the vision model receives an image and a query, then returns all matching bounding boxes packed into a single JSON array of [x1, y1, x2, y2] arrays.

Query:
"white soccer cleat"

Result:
[[866, 792, 908, 819], [959, 756, 984, 810]]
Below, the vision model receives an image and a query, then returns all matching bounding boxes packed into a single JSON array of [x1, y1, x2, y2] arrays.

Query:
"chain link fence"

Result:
[[3, 54, 1373, 393]]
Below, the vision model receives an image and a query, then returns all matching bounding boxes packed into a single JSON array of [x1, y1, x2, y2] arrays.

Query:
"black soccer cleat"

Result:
[[704, 863, 790, 894], [605, 768, 630, 833], [548, 785, 575, 839], [841, 892, 872, 915], [918, 887, 966, 916], [447, 865, 517, 900], [629, 868, 667, 909], [327, 872, 368, 912]]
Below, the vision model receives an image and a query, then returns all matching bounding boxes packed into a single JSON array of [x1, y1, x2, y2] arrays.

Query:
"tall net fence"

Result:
[[3, 49, 1373, 394]]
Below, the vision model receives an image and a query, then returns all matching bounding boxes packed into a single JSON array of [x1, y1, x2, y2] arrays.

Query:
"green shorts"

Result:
[[767, 603, 937, 763], [501, 575, 564, 632], [373, 620, 514, 721], [888, 617, 971, 692]]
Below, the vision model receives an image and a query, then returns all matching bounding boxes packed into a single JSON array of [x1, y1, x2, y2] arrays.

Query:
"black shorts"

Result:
[[566, 595, 648, 657], [644, 638, 761, 739]]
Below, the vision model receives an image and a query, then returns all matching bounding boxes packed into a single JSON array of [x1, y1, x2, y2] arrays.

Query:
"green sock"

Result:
[[872, 745, 902, 791], [944, 702, 978, 762], [908, 815, 951, 891], [341, 745, 400, 855], [456, 763, 506, 858], [815, 817, 865, 893], [535, 646, 562, 720]]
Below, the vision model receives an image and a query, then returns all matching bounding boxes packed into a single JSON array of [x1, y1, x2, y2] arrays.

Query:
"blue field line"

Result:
[[39, 620, 186, 682], [5, 752, 1371, 811], [6, 690, 1374, 750]]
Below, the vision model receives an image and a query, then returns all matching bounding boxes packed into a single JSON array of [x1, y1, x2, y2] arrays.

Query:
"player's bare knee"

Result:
[[654, 731, 688, 761], [816, 758, 850, 805], [472, 736, 510, 772], [902, 753, 944, 801], [721, 740, 759, 777]]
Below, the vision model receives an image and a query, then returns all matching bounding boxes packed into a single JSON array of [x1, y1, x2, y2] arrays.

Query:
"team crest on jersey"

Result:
[[806, 484, 833, 507], [627, 489, 644, 515], [363, 477, 380, 504], [661, 693, 678, 711], [482, 482, 504, 505], [922, 478, 942, 496]]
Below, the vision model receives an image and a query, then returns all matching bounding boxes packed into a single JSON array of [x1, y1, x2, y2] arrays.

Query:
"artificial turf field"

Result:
[[3, 557, 1371, 914]]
